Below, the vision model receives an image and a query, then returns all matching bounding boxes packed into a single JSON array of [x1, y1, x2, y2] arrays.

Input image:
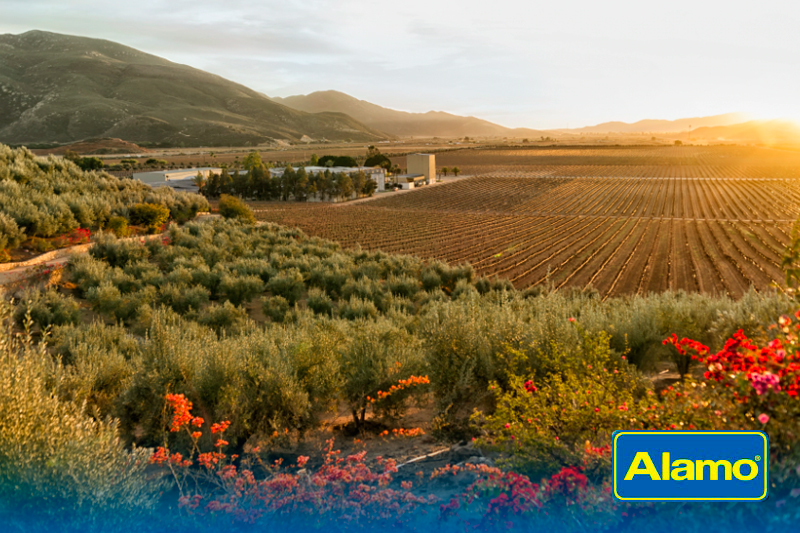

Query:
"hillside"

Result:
[[272, 90, 545, 138], [0, 31, 389, 147], [565, 112, 749, 134]]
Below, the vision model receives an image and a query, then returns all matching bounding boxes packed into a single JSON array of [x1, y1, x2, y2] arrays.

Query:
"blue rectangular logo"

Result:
[[613, 430, 768, 501]]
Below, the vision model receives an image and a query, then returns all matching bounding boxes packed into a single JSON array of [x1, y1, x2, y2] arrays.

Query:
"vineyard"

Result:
[[254, 145, 800, 298]]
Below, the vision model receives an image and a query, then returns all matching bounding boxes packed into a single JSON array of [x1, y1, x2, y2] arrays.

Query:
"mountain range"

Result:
[[271, 90, 544, 138], [1, 30, 797, 148], [0, 30, 388, 146], [562, 113, 750, 134]]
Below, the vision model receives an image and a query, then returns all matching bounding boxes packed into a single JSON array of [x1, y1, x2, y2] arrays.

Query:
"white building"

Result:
[[407, 153, 436, 185], [132, 167, 220, 192]]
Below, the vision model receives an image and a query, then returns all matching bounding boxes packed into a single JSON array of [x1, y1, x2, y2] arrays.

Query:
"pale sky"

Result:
[[3, 0, 799, 129]]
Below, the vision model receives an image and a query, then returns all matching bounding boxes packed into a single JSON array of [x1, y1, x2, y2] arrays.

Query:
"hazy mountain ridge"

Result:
[[689, 120, 800, 143], [0, 30, 389, 146], [272, 90, 545, 138], [563, 113, 750, 134]]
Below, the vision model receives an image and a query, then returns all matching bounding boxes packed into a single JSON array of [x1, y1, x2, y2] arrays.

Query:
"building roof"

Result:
[[133, 167, 220, 184]]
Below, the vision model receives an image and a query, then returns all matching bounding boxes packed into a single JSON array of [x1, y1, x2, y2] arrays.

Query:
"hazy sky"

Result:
[[3, 0, 799, 129]]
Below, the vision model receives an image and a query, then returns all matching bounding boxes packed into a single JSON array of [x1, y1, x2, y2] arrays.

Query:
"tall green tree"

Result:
[[242, 151, 263, 172], [337, 172, 353, 200], [219, 167, 233, 195]]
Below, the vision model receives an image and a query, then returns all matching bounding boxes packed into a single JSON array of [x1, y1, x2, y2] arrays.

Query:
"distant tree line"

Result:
[[197, 151, 377, 202]]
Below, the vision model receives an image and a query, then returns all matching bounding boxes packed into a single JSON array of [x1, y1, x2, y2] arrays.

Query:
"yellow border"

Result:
[[612, 431, 768, 501]]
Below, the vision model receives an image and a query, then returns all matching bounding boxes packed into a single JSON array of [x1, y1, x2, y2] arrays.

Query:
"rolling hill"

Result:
[[0, 30, 389, 147], [564, 113, 750, 134], [272, 90, 545, 138]]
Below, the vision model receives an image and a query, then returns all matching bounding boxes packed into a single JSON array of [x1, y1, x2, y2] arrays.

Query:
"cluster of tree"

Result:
[[316, 155, 358, 167], [0, 144, 208, 250], [64, 150, 104, 171], [197, 151, 377, 202], [440, 166, 461, 177]]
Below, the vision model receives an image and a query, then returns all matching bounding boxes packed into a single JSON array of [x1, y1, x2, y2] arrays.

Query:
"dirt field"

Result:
[[253, 145, 800, 298]]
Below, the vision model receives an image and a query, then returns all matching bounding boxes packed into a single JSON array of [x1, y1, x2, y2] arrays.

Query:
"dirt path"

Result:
[[0, 234, 169, 286]]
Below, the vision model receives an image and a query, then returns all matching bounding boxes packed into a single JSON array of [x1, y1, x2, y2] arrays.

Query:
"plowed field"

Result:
[[254, 145, 800, 297]]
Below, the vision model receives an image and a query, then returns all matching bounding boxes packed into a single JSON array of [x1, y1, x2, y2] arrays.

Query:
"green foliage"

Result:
[[220, 273, 265, 306], [0, 212, 24, 251], [263, 295, 291, 322], [318, 155, 358, 167], [476, 330, 644, 479], [14, 288, 81, 329], [89, 233, 150, 268], [196, 301, 249, 335], [266, 268, 305, 305], [338, 296, 379, 320], [106, 215, 130, 237], [0, 145, 206, 241], [338, 319, 425, 426], [218, 194, 256, 224], [364, 153, 391, 169], [0, 301, 159, 525], [129, 203, 170, 233], [306, 287, 334, 316]]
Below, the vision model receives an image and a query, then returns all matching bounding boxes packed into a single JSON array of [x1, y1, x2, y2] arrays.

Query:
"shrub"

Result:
[[262, 295, 291, 322], [338, 296, 378, 320], [306, 287, 333, 316], [14, 288, 81, 328], [338, 319, 426, 427], [129, 203, 170, 233], [0, 301, 159, 526], [219, 273, 265, 306], [107, 215, 130, 237], [157, 283, 210, 314], [0, 212, 24, 250], [266, 268, 305, 305], [387, 274, 420, 299], [90, 233, 150, 268], [421, 269, 442, 291], [196, 301, 249, 334], [218, 194, 255, 224], [475, 329, 644, 480]]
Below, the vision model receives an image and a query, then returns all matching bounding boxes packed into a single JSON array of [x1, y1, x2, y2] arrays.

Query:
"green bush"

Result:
[[266, 268, 305, 305], [218, 194, 256, 224], [263, 295, 291, 322], [157, 283, 210, 314], [107, 215, 130, 237], [306, 287, 334, 316], [196, 301, 249, 334], [338, 319, 426, 427], [220, 273, 265, 306], [475, 330, 645, 480], [90, 233, 150, 268], [129, 203, 170, 233], [14, 288, 81, 329], [0, 212, 24, 251], [338, 296, 378, 320], [0, 301, 159, 525]]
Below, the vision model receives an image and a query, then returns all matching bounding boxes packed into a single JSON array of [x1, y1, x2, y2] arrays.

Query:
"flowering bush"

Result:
[[434, 462, 621, 532], [474, 329, 643, 480], [152, 393, 435, 529]]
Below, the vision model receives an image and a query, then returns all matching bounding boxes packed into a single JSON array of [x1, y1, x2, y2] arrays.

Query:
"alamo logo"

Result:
[[612, 431, 768, 501]]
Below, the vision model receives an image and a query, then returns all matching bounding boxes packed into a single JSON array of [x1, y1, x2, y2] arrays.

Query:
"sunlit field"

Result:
[[253, 145, 800, 298]]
